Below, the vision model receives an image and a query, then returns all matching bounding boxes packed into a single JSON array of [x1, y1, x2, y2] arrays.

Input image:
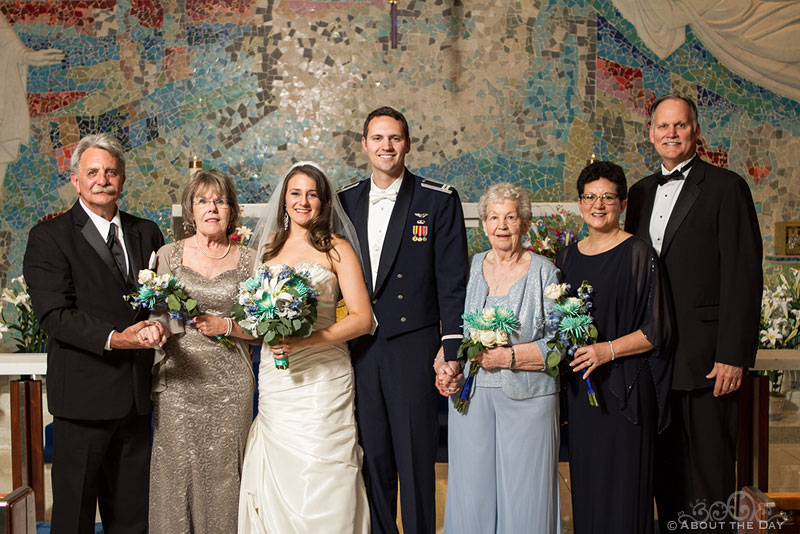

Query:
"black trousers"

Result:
[[51, 408, 150, 534], [654, 388, 739, 534], [351, 325, 440, 534]]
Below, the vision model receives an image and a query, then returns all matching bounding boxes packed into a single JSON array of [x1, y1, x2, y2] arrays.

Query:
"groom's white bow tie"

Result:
[[369, 189, 398, 204]]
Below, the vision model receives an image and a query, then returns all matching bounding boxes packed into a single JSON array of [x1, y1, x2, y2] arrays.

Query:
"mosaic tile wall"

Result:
[[1, 0, 799, 284]]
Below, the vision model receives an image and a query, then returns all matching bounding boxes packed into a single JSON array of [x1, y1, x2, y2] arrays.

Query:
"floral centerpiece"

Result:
[[454, 306, 520, 414], [759, 269, 800, 351], [0, 276, 48, 352], [527, 210, 579, 261], [126, 269, 234, 348], [544, 281, 599, 406], [231, 264, 320, 369], [758, 268, 800, 405]]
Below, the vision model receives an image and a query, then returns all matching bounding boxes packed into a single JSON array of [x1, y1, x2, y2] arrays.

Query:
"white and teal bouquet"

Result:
[[126, 269, 234, 348], [544, 280, 599, 406], [231, 264, 320, 369], [454, 306, 520, 414], [127, 270, 199, 320]]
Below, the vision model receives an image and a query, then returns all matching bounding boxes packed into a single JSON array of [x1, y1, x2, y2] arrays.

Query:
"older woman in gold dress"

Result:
[[143, 170, 257, 532]]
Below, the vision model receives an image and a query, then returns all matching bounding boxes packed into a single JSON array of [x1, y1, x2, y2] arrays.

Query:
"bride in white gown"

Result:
[[238, 162, 372, 533]]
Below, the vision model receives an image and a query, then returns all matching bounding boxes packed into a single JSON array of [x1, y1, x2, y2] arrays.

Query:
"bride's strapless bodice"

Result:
[[290, 262, 340, 332]]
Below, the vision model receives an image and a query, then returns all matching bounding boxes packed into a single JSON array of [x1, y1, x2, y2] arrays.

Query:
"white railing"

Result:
[[172, 202, 580, 231]]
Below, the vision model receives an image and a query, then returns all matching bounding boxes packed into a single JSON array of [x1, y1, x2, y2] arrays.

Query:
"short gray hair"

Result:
[[70, 134, 126, 177], [649, 94, 699, 129], [478, 182, 532, 225]]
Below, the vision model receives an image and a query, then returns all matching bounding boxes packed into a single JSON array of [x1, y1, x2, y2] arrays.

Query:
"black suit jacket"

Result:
[[338, 169, 468, 360], [23, 201, 164, 419], [625, 158, 762, 390]]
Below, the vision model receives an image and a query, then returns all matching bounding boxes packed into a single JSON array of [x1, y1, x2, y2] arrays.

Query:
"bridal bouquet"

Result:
[[231, 264, 320, 369], [126, 269, 234, 348], [544, 281, 599, 406], [454, 306, 520, 414]]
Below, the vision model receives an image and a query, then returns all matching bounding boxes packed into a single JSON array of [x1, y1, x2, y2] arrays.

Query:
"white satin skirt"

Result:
[[238, 343, 370, 534]]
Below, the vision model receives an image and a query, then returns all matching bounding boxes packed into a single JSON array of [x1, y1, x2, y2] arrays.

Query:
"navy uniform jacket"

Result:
[[338, 169, 468, 360]]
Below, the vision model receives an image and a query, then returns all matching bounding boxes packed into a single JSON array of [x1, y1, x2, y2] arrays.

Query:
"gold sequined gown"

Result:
[[238, 262, 369, 534], [149, 240, 256, 533]]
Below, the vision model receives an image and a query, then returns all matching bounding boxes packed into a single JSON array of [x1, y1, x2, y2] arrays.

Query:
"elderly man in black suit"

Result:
[[339, 106, 468, 534], [24, 133, 165, 533], [625, 95, 762, 533]]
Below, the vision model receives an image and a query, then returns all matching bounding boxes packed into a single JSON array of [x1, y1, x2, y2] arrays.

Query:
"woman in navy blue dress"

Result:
[[556, 161, 673, 534]]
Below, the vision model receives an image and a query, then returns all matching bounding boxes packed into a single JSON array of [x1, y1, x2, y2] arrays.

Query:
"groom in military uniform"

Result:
[[339, 106, 468, 534]]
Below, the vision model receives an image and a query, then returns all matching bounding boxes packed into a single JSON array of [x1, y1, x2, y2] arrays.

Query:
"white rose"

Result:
[[544, 283, 566, 301], [478, 329, 497, 347], [566, 297, 582, 307], [495, 330, 509, 346], [156, 274, 172, 287], [482, 307, 496, 321], [138, 269, 156, 285], [469, 330, 480, 343]]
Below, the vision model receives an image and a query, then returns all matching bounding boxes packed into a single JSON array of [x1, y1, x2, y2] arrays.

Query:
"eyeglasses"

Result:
[[194, 198, 230, 209], [579, 193, 619, 205]]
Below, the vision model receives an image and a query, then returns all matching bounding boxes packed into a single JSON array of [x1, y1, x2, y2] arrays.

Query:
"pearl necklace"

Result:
[[194, 235, 231, 260]]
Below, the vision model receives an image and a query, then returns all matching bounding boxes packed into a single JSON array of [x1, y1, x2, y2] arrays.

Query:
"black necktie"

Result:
[[106, 222, 128, 279], [656, 157, 695, 186]]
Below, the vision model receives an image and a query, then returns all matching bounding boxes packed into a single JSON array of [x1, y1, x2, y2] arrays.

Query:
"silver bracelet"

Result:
[[225, 317, 233, 337], [608, 340, 616, 361]]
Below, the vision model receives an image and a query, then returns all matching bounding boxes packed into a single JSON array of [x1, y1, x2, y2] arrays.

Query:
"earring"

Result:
[[283, 212, 289, 231]]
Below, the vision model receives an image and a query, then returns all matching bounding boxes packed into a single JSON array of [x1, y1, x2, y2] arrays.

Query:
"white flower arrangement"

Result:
[[759, 269, 800, 350], [0, 276, 48, 352]]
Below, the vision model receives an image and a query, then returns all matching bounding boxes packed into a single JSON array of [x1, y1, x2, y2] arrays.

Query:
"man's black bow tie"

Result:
[[657, 157, 695, 186]]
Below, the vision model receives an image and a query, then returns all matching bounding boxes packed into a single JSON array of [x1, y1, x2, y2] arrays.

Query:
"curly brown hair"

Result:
[[261, 164, 339, 262]]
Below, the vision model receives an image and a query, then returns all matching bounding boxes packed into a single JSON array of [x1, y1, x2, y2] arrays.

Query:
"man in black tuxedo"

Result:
[[625, 95, 762, 533], [23, 133, 165, 533], [339, 107, 468, 534]]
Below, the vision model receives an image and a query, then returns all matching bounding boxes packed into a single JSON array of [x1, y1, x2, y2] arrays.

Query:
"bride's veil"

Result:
[[251, 161, 364, 269]]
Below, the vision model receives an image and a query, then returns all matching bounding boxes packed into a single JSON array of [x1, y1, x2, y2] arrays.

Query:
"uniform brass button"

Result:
[[397, 295, 403, 300], [396, 274, 403, 279], [372, 299, 378, 304], [400, 317, 407, 322]]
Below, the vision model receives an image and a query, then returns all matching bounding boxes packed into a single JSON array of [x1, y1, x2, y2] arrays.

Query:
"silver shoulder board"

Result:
[[336, 181, 361, 193], [420, 178, 453, 194]]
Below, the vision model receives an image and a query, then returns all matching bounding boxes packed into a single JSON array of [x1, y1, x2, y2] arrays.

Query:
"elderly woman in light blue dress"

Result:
[[435, 182, 561, 534]]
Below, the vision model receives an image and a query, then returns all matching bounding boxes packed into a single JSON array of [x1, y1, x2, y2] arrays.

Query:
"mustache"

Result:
[[90, 185, 117, 194]]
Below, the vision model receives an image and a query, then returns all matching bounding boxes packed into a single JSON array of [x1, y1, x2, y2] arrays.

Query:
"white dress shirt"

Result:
[[79, 199, 130, 349], [649, 157, 695, 256], [79, 199, 130, 274], [367, 173, 404, 289]]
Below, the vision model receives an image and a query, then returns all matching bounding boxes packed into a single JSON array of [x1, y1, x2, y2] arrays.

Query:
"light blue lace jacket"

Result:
[[464, 250, 561, 400]]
